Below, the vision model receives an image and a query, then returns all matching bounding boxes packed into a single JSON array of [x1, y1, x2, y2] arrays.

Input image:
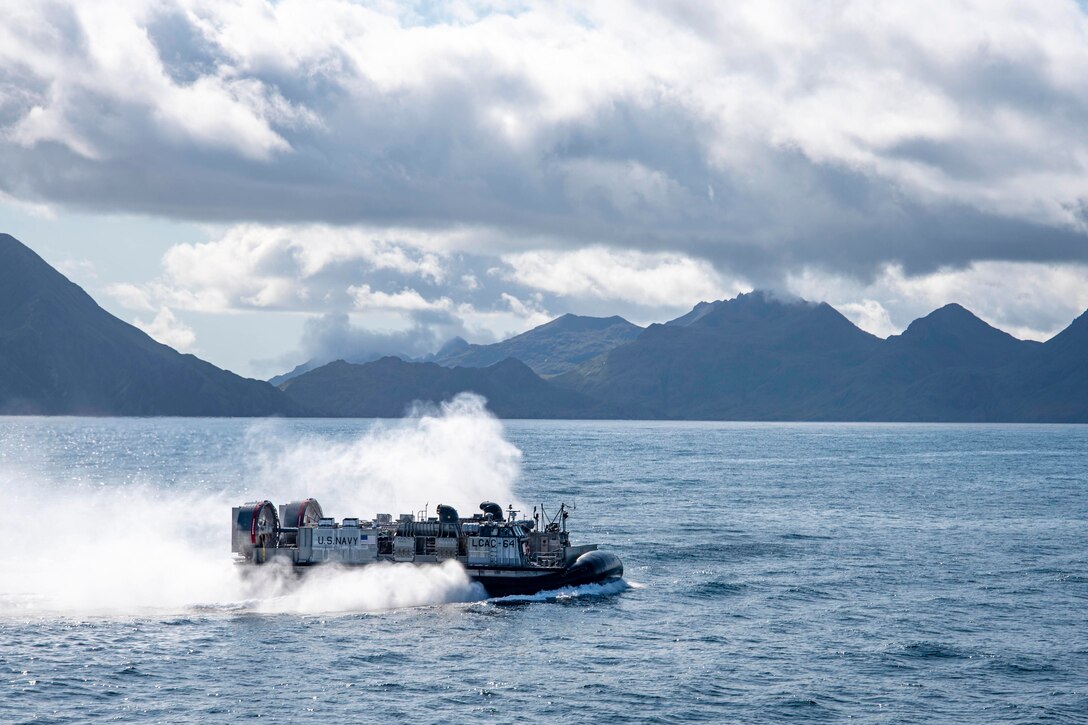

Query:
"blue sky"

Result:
[[3, 0, 1088, 378]]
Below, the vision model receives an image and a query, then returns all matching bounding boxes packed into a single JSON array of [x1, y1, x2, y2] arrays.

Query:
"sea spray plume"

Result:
[[253, 560, 485, 614], [248, 393, 525, 517], [0, 471, 242, 615], [0, 471, 488, 616], [0, 401, 524, 616], [0, 467, 485, 615]]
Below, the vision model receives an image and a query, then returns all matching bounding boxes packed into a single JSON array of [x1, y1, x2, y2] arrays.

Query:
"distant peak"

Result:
[[670, 290, 813, 326], [928, 302, 974, 318], [436, 336, 470, 355], [906, 303, 987, 333], [899, 303, 1024, 347], [735, 289, 810, 306], [666, 299, 723, 326], [544, 313, 636, 332]]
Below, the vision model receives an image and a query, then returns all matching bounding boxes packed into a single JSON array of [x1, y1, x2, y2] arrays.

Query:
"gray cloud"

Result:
[[6, 0, 1088, 362], [2, 0, 1088, 281], [298, 312, 454, 364]]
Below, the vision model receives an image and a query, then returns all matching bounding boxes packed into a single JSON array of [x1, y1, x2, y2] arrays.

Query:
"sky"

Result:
[[3, 0, 1088, 378]]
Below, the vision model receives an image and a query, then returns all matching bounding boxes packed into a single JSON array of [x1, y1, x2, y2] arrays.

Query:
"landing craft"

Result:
[[232, 499, 624, 597]]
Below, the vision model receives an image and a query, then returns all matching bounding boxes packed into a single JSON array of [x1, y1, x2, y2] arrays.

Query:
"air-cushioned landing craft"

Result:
[[232, 499, 624, 597]]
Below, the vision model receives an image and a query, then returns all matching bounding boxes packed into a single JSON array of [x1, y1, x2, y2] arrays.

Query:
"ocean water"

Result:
[[1, 400, 1085, 723]]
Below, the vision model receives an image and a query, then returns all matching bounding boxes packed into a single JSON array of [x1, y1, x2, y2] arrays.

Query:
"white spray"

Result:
[[0, 394, 514, 617], [248, 394, 525, 516]]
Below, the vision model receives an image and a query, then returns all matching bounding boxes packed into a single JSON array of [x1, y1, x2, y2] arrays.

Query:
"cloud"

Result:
[[55, 257, 97, 282], [348, 284, 453, 314], [6, 0, 1088, 364], [123, 224, 453, 313], [288, 291, 554, 369], [296, 312, 448, 365], [132, 306, 197, 351], [786, 261, 1088, 341], [502, 246, 745, 307], [106, 281, 155, 311], [0, 0, 1086, 282]]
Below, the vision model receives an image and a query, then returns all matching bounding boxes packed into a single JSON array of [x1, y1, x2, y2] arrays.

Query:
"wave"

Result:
[[485, 577, 634, 605]]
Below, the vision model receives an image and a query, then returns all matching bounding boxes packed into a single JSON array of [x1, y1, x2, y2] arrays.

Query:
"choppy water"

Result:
[[1, 404, 1086, 722]]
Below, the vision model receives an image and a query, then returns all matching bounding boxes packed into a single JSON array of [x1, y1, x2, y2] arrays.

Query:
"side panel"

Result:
[[467, 536, 523, 566], [436, 537, 459, 561], [298, 526, 313, 562], [311, 524, 379, 564], [393, 536, 415, 562]]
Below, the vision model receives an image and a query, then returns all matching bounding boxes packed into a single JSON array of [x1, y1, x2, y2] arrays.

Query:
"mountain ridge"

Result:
[[0, 233, 300, 416], [551, 293, 1087, 421], [279, 356, 641, 419], [424, 312, 643, 377], [4, 232, 1087, 421]]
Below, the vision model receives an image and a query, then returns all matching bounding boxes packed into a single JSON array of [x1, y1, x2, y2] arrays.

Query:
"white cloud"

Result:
[[348, 284, 452, 313], [127, 224, 452, 313], [786, 261, 1088, 340], [6, 0, 1088, 370], [132, 306, 197, 351], [2, 0, 1088, 268], [55, 257, 97, 282], [836, 300, 898, 339], [502, 246, 745, 308], [7, 1, 314, 162], [106, 282, 154, 311], [117, 223, 567, 363], [450, 291, 552, 343]]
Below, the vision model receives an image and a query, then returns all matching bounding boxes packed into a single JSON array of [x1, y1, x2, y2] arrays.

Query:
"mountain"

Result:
[[268, 348, 414, 386], [6, 230, 1087, 422], [269, 360, 320, 387], [664, 299, 724, 327], [556, 292, 1088, 421], [279, 356, 638, 418], [1003, 309, 1088, 422], [811, 303, 1041, 421], [556, 291, 882, 419], [428, 314, 643, 377], [0, 233, 299, 416]]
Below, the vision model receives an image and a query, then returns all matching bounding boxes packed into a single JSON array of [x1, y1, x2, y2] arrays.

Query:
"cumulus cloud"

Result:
[[786, 262, 1088, 341], [132, 306, 197, 351], [1, 0, 1087, 280], [5, 0, 1088, 364], [284, 291, 554, 371], [296, 312, 448, 366], [108, 223, 575, 368], [502, 246, 745, 307], [120, 224, 454, 313], [349, 284, 453, 314]]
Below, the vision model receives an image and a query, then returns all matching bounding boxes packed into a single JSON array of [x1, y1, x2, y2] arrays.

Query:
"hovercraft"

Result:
[[231, 499, 623, 597]]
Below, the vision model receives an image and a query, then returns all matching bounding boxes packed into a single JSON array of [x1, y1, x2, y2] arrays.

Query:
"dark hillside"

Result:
[[281, 356, 639, 418], [0, 233, 298, 416]]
